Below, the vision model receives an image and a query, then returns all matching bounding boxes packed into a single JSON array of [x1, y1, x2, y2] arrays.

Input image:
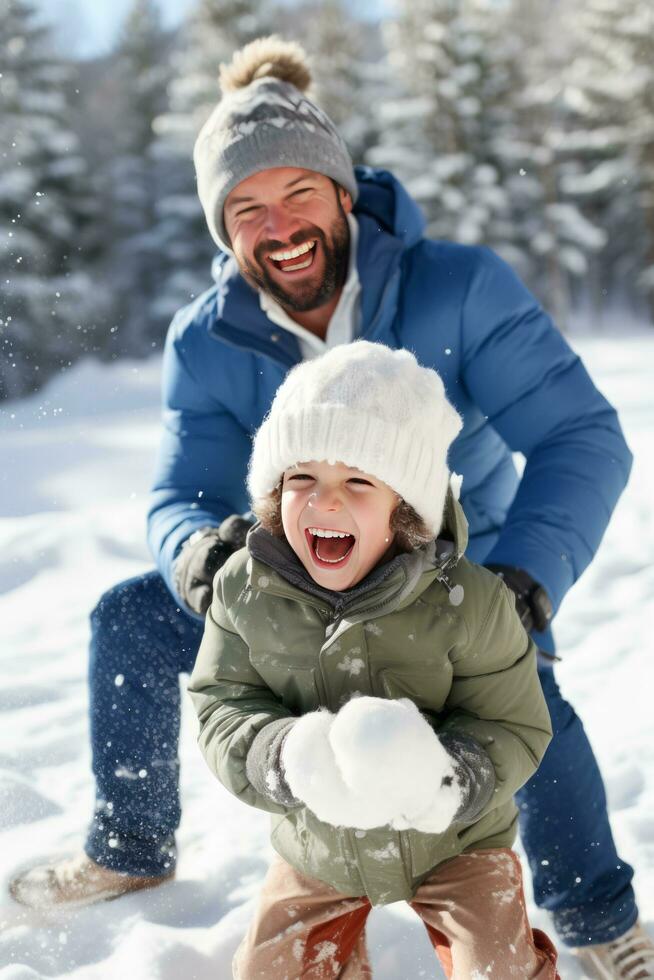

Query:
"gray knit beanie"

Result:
[[193, 35, 358, 252], [248, 342, 463, 538]]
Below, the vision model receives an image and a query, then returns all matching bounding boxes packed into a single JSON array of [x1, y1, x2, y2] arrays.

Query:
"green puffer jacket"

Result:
[[188, 492, 552, 906]]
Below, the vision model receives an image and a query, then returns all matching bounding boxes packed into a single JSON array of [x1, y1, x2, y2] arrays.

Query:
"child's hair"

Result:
[[253, 483, 433, 552]]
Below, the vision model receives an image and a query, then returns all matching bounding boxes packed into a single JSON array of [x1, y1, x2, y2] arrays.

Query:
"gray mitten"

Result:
[[174, 514, 253, 615], [246, 718, 300, 808]]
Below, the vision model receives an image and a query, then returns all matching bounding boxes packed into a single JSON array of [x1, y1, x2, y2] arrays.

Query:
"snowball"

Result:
[[329, 697, 461, 833], [282, 711, 395, 829], [283, 696, 464, 833]]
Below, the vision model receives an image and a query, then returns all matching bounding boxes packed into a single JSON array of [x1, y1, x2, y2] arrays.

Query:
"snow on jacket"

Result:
[[148, 166, 632, 651], [188, 492, 552, 906]]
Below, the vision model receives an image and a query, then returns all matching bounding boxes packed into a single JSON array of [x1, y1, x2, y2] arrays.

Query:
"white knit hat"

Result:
[[248, 342, 463, 536]]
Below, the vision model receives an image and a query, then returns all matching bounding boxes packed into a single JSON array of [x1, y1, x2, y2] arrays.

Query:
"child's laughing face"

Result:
[[281, 460, 400, 590]]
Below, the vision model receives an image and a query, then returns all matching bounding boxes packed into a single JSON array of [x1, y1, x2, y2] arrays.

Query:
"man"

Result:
[[11, 35, 653, 977]]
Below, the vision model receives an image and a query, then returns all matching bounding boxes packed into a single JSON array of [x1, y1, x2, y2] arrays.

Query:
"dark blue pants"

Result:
[[85, 571, 637, 946]]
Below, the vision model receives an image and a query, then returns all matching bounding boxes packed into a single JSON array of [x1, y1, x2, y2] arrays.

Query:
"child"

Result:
[[189, 341, 559, 979]]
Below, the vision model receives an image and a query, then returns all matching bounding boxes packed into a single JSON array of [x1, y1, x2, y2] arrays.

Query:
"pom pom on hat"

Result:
[[219, 35, 312, 94], [248, 342, 463, 538]]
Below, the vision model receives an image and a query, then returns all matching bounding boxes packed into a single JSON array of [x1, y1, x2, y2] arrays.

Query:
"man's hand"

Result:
[[330, 697, 462, 834], [484, 564, 553, 634], [174, 514, 254, 616]]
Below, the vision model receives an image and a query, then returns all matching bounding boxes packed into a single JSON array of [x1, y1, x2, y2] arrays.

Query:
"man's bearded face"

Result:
[[224, 168, 352, 315]]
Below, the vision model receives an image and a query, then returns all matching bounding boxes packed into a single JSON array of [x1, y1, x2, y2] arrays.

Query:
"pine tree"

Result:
[[99, 0, 171, 357], [150, 0, 275, 326], [283, 0, 383, 165], [369, 1, 537, 270], [371, 0, 606, 324], [0, 0, 96, 399], [561, 0, 654, 321], [501, 0, 607, 324]]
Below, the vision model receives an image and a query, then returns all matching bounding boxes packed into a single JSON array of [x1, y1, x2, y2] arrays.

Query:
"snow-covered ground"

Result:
[[0, 336, 652, 979]]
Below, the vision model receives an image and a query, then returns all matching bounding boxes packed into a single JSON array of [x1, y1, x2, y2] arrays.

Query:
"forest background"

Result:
[[1, 0, 653, 401]]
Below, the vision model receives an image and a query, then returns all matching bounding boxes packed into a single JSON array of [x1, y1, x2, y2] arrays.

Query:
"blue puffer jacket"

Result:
[[148, 167, 632, 652]]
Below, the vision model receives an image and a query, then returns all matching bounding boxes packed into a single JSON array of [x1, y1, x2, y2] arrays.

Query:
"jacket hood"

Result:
[[442, 481, 469, 556], [353, 166, 426, 247]]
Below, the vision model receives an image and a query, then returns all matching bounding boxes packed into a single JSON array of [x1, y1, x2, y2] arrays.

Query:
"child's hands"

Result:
[[329, 697, 462, 834], [281, 710, 397, 829], [282, 698, 463, 833]]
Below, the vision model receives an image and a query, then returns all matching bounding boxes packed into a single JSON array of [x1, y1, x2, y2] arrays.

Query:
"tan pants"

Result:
[[233, 848, 559, 980]]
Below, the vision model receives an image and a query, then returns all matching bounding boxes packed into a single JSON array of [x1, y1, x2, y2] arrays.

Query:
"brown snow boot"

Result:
[[574, 922, 654, 979], [9, 852, 173, 909]]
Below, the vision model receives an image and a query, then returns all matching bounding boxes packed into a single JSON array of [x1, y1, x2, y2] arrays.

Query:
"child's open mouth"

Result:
[[268, 239, 317, 274], [305, 526, 355, 569]]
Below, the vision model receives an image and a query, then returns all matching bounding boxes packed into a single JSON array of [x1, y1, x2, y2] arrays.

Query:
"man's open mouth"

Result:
[[305, 526, 355, 569], [268, 239, 317, 274]]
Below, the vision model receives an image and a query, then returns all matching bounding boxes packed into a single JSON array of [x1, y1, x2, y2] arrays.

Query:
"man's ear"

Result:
[[339, 186, 353, 214]]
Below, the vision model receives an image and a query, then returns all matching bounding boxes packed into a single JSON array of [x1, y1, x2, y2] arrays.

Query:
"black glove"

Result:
[[174, 514, 254, 616], [484, 564, 553, 634]]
